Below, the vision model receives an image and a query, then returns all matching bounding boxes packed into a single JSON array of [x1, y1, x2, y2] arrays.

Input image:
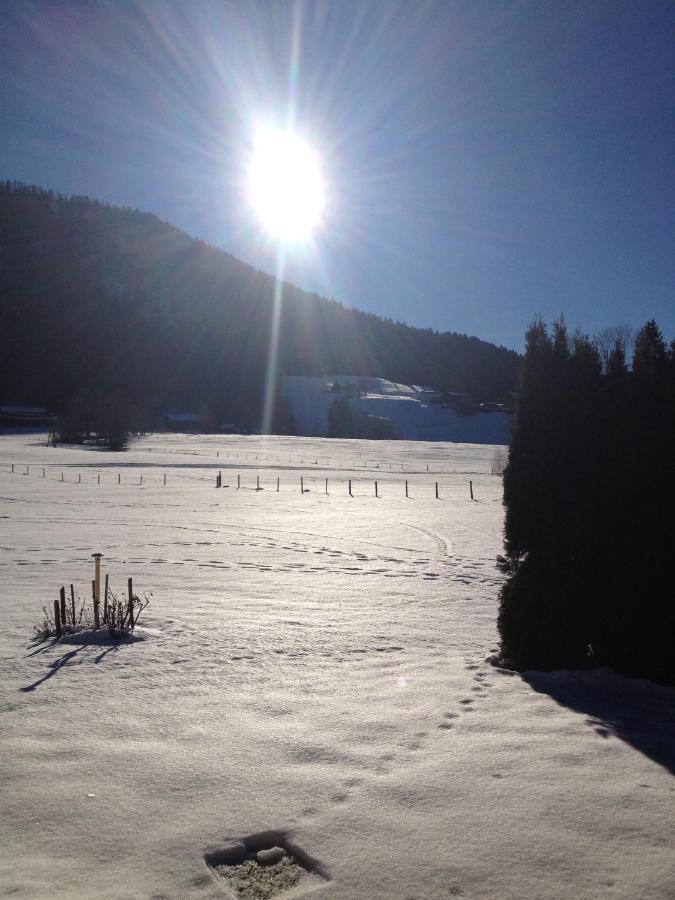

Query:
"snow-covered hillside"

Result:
[[1, 432, 673, 900], [282, 376, 511, 443]]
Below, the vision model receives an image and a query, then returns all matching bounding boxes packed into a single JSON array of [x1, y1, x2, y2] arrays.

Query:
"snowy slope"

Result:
[[282, 376, 511, 443], [0, 432, 673, 900]]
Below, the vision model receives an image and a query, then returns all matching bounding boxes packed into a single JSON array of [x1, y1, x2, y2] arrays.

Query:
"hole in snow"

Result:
[[205, 830, 330, 898]]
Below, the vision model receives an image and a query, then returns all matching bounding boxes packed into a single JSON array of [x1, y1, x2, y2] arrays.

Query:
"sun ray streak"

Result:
[[262, 244, 287, 436]]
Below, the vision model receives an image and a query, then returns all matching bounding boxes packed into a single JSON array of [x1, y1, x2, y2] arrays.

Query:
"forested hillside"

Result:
[[0, 182, 520, 429]]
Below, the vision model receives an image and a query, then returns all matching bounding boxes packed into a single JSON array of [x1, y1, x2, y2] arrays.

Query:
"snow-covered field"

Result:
[[1, 432, 673, 900]]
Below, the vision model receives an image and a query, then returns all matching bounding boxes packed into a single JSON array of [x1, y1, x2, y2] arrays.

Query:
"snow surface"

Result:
[[1, 432, 673, 900], [282, 376, 511, 443]]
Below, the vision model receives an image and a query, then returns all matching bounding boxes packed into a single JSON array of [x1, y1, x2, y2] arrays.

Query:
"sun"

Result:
[[247, 128, 325, 243]]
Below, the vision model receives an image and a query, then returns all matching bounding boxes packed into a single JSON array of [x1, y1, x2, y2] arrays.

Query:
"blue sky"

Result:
[[2, 0, 673, 350]]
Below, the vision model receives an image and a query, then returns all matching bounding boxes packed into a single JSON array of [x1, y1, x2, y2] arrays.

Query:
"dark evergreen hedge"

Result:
[[498, 319, 675, 685]]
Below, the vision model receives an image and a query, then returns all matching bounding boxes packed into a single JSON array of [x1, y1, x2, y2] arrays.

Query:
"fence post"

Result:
[[54, 598, 62, 637], [118, 473, 121, 484], [103, 574, 109, 624], [26, 465, 29, 475], [140, 474, 143, 485], [97, 474, 100, 485], [469, 480, 474, 500], [348, 479, 352, 497], [60, 586, 66, 627], [300, 476, 304, 493], [61, 472, 64, 482], [277, 477, 280, 492], [435, 482, 439, 499], [257, 475, 260, 491], [92, 580, 100, 628], [325, 477, 328, 495], [163, 473, 166, 486], [11, 464, 14, 473], [237, 473, 240, 490], [375, 480, 378, 498], [70, 584, 76, 626], [127, 578, 134, 629], [78, 473, 81, 484], [42, 467, 45, 478], [405, 480, 409, 498]]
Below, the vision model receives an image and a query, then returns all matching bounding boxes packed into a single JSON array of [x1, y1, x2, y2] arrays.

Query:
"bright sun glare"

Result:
[[248, 128, 325, 243]]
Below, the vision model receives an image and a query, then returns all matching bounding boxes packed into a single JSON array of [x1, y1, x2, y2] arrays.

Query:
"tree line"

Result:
[[498, 318, 675, 685], [0, 182, 520, 431]]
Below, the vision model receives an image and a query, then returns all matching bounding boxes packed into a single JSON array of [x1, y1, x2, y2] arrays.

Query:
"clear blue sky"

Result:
[[2, 0, 673, 350]]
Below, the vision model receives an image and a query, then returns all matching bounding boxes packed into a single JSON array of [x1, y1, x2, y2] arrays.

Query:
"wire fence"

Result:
[[1, 462, 501, 501], [133, 445, 497, 475]]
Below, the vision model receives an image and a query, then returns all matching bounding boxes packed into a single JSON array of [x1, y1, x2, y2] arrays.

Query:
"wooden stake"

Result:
[[435, 482, 439, 499], [325, 477, 328, 494], [54, 598, 62, 637], [348, 479, 352, 497], [78, 473, 81, 484], [375, 481, 378, 497], [237, 473, 240, 490], [118, 473, 121, 484], [257, 475, 260, 491], [61, 472, 64, 482], [92, 580, 100, 628], [300, 476, 304, 493], [97, 474, 100, 485], [104, 574, 109, 624], [70, 584, 76, 626], [127, 578, 134, 629], [163, 473, 166, 486], [405, 480, 409, 498], [60, 586, 66, 627], [469, 480, 474, 500], [140, 474, 143, 485], [277, 477, 280, 492]]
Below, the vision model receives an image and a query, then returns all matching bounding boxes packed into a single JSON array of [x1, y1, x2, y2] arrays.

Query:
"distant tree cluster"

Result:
[[498, 318, 675, 685], [0, 182, 520, 431], [52, 388, 144, 450]]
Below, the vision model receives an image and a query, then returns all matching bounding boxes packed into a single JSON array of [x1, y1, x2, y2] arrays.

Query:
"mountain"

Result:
[[0, 181, 520, 431]]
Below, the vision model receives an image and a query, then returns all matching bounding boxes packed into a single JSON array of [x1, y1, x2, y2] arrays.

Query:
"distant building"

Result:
[[0, 404, 53, 426], [160, 413, 206, 433]]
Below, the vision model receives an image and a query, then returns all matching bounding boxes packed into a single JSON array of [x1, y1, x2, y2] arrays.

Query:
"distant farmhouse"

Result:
[[0, 404, 54, 428], [282, 376, 511, 444]]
